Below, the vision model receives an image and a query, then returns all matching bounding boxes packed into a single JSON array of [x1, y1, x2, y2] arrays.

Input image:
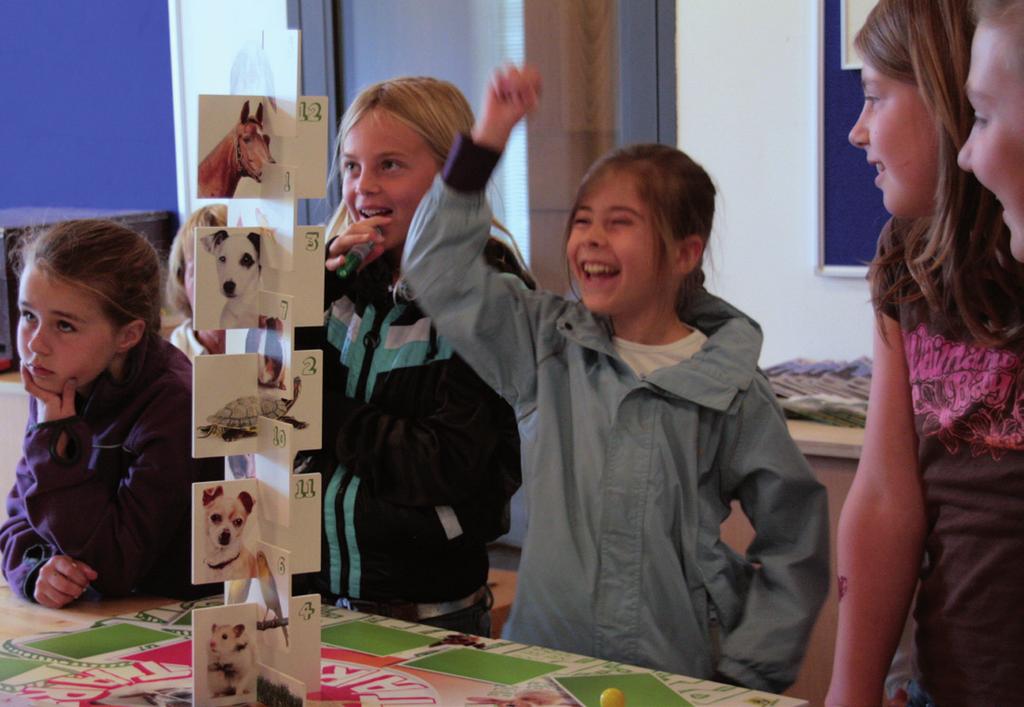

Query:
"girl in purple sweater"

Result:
[[0, 219, 219, 607]]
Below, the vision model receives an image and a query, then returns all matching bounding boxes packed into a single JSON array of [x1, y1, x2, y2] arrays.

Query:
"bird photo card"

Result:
[[193, 603, 260, 706], [244, 541, 291, 654], [192, 479, 262, 585], [266, 593, 322, 694]]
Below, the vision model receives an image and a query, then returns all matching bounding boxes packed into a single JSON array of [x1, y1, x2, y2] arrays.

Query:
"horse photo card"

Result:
[[192, 478, 262, 586], [198, 94, 278, 199], [193, 353, 259, 459], [193, 226, 267, 331]]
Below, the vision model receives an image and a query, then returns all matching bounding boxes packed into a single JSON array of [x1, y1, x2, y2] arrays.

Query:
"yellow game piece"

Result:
[[600, 687, 625, 707]]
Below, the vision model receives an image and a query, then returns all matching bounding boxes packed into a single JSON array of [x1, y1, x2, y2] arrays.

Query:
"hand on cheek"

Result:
[[21, 368, 77, 424], [34, 556, 98, 609]]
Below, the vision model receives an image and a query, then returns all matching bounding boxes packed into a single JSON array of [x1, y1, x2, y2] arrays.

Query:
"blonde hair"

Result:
[[973, 0, 1024, 74], [567, 144, 716, 310], [165, 204, 227, 317], [858, 0, 1024, 344], [12, 219, 163, 336], [325, 76, 526, 274], [326, 77, 473, 237]]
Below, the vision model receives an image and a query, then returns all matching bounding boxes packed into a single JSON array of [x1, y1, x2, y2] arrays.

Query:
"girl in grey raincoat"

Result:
[[402, 66, 830, 693]]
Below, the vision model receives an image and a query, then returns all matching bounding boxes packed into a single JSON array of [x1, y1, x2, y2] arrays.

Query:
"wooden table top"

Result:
[[0, 584, 170, 645]]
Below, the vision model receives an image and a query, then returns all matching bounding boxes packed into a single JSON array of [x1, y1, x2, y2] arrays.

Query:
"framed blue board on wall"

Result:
[[819, 0, 889, 276]]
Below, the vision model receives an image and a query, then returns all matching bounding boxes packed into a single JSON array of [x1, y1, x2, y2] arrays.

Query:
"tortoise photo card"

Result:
[[193, 353, 259, 459]]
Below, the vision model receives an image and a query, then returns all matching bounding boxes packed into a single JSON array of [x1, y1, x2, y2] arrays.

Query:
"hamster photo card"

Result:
[[288, 349, 323, 453], [262, 226, 326, 328], [275, 96, 329, 199], [255, 416, 294, 528], [193, 603, 260, 706], [197, 94, 278, 200], [193, 226, 266, 331], [260, 473, 322, 574], [228, 193, 296, 271], [192, 478, 261, 585], [193, 353, 259, 459], [263, 594, 321, 694]]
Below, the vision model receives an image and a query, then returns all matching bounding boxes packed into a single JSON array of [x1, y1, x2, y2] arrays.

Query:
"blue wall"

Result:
[[0, 1, 177, 213], [822, 0, 889, 267]]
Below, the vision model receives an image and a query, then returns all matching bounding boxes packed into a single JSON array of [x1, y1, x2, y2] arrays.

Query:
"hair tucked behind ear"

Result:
[[13, 219, 163, 337], [858, 0, 1024, 345], [567, 144, 716, 310]]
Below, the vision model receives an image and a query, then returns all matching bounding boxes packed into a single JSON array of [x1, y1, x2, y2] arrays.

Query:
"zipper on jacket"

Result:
[[354, 309, 384, 402]]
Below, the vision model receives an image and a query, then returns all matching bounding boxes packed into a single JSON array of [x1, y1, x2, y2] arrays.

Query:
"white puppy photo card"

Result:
[[194, 226, 266, 331], [192, 479, 262, 586]]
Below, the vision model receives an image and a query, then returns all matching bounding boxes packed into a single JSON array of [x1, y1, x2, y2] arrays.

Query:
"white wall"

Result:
[[676, 1, 875, 366], [167, 0, 289, 220]]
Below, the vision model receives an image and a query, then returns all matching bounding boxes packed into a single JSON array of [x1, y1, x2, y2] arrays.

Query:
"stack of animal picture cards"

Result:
[[189, 28, 329, 707]]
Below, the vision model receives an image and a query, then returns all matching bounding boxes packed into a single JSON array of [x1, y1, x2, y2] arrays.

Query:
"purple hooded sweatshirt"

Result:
[[0, 334, 220, 601]]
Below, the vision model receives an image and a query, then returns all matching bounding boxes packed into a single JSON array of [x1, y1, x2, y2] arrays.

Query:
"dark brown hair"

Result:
[[858, 0, 1024, 344], [12, 219, 163, 336], [567, 143, 716, 308]]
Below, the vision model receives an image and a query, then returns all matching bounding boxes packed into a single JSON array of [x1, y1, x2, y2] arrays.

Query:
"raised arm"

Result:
[[403, 65, 557, 407], [827, 315, 925, 705]]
